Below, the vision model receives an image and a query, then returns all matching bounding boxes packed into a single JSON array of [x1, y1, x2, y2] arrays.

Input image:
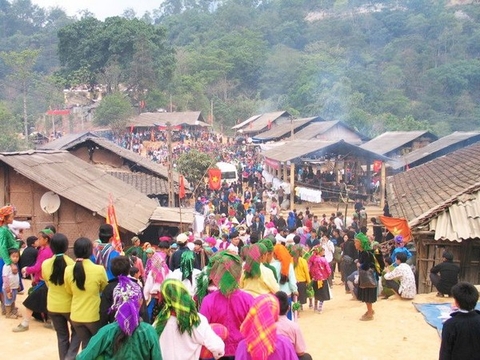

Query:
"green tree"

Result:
[[0, 102, 21, 151], [1, 49, 40, 146], [94, 92, 133, 133], [57, 17, 175, 97], [175, 149, 215, 189]]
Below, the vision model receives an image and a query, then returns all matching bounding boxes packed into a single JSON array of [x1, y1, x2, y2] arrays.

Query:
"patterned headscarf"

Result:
[[0, 205, 14, 223], [180, 250, 195, 281], [109, 276, 143, 336], [289, 244, 304, 267], [240, 294, 279, 359], [355, 232, 371, 251], [209, 251, 242, 296], [243, 243, 267, 279], [149, 252, 170, 284], [273, 244, 292, 279], [154, 279, 200, 336]]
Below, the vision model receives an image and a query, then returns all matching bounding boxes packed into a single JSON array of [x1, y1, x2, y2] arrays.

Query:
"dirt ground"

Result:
[[0, 274, 446, 360], [0, 204, 445, 359]]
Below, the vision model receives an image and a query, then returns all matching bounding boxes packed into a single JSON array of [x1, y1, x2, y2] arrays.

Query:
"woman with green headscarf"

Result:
[[155, 279, 225, 360], [166, 250, 201, 297], [240, 243, 279, 297], [199, 251, 254, 357], [354, 232, 384, 321]]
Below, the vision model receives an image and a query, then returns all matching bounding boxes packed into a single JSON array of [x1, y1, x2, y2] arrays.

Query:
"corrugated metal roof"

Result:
[[361, 131, 436, 155], [252, 117, 318, 141], [37, 131, 99, 150], [262, 140, 335, 162], [262, 139, 389, 163], [386, 142, 480, 240], [64, 137, 185, 186], [429, 191, 480, 241], [293, 120, 369, 143], [107, 171, 170, 195], [127, 111, 210, 128], [150, 206, 194, 224], [233, 111, 289, 133], [294, 121, 338, 140], [390, 131, 480, 170], [232, 114, 261, 130], [0, 150, 159, 234]]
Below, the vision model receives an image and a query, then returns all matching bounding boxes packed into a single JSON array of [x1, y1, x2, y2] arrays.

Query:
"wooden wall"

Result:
[[415, 233, 480, 293]]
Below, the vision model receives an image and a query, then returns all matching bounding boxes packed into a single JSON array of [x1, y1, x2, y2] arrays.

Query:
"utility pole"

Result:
[[166, 122, 175, 207], [290, 116, 294, 140]]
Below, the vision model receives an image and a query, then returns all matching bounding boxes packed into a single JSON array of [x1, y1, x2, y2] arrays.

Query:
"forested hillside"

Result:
[[1, 0, 480, 150]]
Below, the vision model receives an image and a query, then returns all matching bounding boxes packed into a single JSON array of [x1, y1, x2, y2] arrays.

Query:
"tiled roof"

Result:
[[390, 131, 480, 170], [107, 171, 170, 196], [386, 142, 480, 228]]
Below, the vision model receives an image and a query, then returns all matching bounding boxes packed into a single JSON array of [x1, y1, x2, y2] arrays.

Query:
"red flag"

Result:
[[379, 215, 412, 242], [130, 125, 134, 133], [208, 168, 222, 190], [179, 175, 186, 199], [106, 195, 122, 252]]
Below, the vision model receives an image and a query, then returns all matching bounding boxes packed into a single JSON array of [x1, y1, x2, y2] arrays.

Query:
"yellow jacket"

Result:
[[294, 257, 311, 283], [64, 259, 108, 322], [42, 255, 75, 313]]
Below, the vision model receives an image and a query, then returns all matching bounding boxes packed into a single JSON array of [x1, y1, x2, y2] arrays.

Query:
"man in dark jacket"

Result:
[[430, 251, 460, 297], [169, 233, 192, 271], [20, 235, 38, 272]]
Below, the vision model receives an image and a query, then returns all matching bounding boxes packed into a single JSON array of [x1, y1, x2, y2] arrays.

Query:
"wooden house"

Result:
[[386, 142, 480, 293]]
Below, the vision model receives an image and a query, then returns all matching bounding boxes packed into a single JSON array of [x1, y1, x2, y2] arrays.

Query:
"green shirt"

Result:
[[76, 322, 162, 360], [0, 226, 19, 265]]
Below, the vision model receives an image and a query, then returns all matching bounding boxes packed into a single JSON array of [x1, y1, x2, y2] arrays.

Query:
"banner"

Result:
[[106, 195, 122, 252], [379, 215, 412, 242], [179, 175, 186, 199], [208, 168, 222, 190]]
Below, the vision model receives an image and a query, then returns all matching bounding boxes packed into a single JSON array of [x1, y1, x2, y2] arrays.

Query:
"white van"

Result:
[[216, 162, 238, 186]]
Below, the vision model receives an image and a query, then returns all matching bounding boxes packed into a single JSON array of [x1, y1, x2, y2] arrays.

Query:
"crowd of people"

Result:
[[0, 183, 476, 360]]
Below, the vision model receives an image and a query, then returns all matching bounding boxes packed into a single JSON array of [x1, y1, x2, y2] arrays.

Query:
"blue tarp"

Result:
[[413, 302, 480, 336]]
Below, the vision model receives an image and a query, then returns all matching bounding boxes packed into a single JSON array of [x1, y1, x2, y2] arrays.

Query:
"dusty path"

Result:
[[0, 203, 444, 359], [0, 275, 445, 360]]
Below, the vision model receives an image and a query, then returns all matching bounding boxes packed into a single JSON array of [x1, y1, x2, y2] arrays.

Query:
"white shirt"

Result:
[[226, 243, 239, 255], [334, 217, 344, 230], [320, 239, 335, 263], [246, 213, 254, 227], [159, 313, 225, 360], [167, 268, 201, 297], [384, 263, 417, 299]]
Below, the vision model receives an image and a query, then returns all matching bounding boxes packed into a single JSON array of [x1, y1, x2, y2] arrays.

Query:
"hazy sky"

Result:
[[30, 0, 163, 20]]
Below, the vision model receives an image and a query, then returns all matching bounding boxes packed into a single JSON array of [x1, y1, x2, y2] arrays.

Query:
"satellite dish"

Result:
[[40, 191, 61, 214]]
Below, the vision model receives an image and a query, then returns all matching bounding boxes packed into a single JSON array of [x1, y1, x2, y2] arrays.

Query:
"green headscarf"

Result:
[[154, 279, 200, 336], [243, 243, 267, 279], [180, 250, 195, 281], [355, 232, 371, 251]]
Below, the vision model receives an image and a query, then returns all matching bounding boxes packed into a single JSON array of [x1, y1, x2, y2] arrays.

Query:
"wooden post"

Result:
[[290, 162, 295, 210], [166, 122, 175, 207], [283, 163, 287, 182], [380, 161, 386, 210]]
